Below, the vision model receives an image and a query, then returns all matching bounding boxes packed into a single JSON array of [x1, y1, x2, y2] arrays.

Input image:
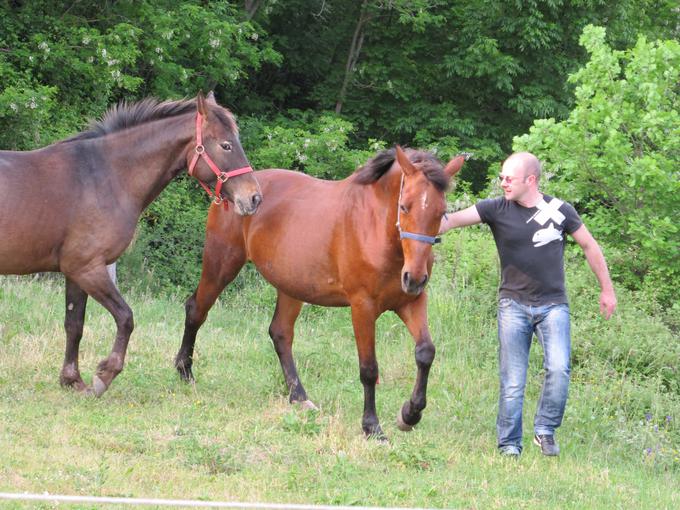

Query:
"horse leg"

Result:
[[394, 293, 435, 431], [350, 300, 384, 439], [59, 278, 88, 391], [268, 292, 316, 409], [67, 265, 134, 397], [175, 245, 246, 382]]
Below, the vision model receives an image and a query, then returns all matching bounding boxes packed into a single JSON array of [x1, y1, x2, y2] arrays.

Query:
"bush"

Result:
[[117, 176, 209, 294], [513, 26, 680, 308]]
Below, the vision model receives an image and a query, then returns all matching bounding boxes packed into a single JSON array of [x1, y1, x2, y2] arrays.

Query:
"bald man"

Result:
[[440, 152, 617, 457]]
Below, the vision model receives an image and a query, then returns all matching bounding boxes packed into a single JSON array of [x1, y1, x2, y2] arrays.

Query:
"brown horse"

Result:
[[0, 92, 262, 396], [175, 146, 465, 438]]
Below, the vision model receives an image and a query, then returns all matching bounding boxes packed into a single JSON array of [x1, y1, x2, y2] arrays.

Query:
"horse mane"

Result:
[[353, 147, 450, 191], [61, 97, 238, 142]]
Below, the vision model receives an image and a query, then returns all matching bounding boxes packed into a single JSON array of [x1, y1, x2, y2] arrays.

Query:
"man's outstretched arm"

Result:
[[439, 205, 482, 234]]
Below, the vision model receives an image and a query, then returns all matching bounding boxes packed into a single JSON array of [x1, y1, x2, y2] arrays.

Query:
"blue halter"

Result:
[[395, 173, 442, 245], [399, 231, 441, 245]]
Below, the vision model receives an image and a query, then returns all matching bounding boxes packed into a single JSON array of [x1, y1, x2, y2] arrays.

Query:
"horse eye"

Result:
[[399, 204, 409, 214], [220, 141, 233, 151]]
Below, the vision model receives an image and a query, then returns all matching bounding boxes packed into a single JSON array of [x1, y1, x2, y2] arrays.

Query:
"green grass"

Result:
[[1, 231, 679, 509]]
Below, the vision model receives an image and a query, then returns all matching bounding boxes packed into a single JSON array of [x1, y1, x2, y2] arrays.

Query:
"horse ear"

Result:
[[197, 91, 208, 116], [206, 90, 217, 105], [444, 155, 466, 178], [395, 145, 417, 176]]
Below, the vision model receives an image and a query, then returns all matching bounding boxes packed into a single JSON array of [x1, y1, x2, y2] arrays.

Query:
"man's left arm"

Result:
[[570, 224, 617, 319]]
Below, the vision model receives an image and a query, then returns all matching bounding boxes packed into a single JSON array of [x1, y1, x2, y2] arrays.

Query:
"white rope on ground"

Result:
[[0, 493, 444, 510]]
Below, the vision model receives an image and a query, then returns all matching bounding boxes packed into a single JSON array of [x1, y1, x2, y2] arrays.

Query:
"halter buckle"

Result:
[[195, 145, 205, 155], [217, 172, 229, 183]]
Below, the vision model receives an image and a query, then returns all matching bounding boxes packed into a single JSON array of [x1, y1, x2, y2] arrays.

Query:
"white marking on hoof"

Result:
[[297, 400, 319, 411], [396, 410, 414, 432], [92, 376, 107, 397]]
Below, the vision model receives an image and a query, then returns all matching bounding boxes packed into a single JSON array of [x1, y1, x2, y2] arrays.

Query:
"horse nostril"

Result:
[[402, 272, 410, 286], [252, 193, 262, 209]]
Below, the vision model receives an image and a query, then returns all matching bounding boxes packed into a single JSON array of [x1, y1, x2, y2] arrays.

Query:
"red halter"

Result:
[[187, 112, 253, 205]]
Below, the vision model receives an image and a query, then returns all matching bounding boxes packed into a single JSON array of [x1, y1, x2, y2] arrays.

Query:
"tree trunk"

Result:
[[245, 0, 264, 20], [335, 0, 371, 114]]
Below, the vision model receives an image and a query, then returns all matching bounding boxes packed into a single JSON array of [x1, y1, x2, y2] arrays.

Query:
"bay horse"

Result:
[[175, 146, 465, 438], [0, 92, 262, 396]]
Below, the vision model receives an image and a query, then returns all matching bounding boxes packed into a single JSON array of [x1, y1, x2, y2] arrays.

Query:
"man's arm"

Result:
[[439, 205, 482, 234], [570, 224, 617, 319]]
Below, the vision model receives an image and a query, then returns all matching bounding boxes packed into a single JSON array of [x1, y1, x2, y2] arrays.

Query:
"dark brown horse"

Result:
[[175, 146, 465, 438], [0, 92, 262, 396]]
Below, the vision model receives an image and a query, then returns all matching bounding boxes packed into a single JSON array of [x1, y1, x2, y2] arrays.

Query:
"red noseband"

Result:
[[188, 112, 253, 205]]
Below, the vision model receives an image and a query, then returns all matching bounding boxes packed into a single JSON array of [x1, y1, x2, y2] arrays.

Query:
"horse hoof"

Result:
[[396, 409, 414, 432], [364, 428, 389, 443], [92, 376, 108, 397], [297, 400, 319, 411]]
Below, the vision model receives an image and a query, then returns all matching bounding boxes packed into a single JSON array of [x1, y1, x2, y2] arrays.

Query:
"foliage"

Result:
[[117, 176, 209, 293], [0, 1, 279, 148], [241, 111, 384, 179], [1, 1, 678, 309], [246, 0, 678, 190], [514, 26, 680, 307]]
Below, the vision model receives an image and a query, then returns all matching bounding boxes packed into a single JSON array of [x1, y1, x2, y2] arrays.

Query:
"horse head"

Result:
[[186, 91, 262, 215], [395, 146, 465, 295]]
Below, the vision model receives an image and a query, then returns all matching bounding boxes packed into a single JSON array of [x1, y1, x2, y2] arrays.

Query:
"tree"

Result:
[[0, 1, 280, 148], [514, 25, 679, 308], [246, 0, 678, 191]]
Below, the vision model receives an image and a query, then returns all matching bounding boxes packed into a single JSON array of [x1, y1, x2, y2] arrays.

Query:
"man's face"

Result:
[[499, 161, 529, 201]]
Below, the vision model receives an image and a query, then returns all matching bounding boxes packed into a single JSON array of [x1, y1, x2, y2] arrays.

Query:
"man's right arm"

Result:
[[439, 205, 482, 234]]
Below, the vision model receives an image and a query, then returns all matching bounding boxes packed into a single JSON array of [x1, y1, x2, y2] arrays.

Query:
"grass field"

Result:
[[1, 230, 678, 509]]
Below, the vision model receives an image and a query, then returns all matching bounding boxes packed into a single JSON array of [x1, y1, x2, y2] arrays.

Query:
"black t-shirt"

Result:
[[475, 195, 583, 306]]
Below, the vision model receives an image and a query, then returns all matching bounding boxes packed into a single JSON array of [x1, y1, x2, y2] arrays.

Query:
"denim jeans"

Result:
[[496, 297, 571, 451]]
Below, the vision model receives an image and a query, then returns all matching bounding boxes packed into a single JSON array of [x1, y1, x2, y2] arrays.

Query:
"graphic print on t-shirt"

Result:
[[526, 198, 566, 247], [532, 222, 563, 247]]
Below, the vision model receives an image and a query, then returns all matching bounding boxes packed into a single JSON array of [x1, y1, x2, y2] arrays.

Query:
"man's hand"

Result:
[[600, 288, 617, 320]]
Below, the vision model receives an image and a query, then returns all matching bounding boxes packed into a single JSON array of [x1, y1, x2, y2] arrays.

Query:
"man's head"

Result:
[[499, 152, 541, 203]]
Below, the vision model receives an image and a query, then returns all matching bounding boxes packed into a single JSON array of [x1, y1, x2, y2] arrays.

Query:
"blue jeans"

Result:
[[496, 297, 571, 451]]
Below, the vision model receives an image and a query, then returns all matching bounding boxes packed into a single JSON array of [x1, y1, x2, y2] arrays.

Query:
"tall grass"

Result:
[[1, 230, 678, 509]]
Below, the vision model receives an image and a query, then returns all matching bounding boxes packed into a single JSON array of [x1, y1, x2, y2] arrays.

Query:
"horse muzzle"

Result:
[[401, 270, 429, 295], [234, 191, 263, 216]]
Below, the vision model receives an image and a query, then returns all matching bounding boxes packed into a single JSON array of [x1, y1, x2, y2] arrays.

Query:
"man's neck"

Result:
[[516, 190, 543, 208]]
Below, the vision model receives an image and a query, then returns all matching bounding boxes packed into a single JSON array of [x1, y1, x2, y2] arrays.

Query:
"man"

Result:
[[439, 152, 617, 457]]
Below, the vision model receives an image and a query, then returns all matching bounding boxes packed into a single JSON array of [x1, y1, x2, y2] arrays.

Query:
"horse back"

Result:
[[209, 169, 407, 308], [0, 144, 131, 274]]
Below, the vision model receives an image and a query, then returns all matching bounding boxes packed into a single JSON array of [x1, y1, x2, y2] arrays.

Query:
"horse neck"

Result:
[[98, 114, 194, 210], [347, 168, 403, 252]]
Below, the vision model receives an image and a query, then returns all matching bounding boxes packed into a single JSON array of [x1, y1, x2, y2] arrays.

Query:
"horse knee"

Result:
[[268, 324, 291, 355], [184, 294, 208, 329], [415, 341, 435, 368], [359, 363, 379, 386], [118, 308, 134, 335], [64, 319, 84, 341]]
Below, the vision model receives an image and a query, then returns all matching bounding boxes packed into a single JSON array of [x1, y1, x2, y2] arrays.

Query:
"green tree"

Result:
[[246, 0, 678, 190], [514, 25, 679, 309], [0, 1, 280, 148]]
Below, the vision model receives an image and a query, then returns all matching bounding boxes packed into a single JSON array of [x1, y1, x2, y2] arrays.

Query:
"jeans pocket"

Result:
[[499, 297, 513, 308]]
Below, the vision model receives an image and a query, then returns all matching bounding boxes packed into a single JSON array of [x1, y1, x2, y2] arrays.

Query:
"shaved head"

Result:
[[502, 152, 541, 181]]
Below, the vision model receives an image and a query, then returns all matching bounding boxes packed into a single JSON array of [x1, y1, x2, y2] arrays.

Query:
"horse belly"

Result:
[[251, 254, 349, 307], [0, 243, 59, 274]]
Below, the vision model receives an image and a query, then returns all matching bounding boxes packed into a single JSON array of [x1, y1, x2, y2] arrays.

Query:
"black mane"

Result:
[[62, 97, 237, 142], [353, 147, 450, 191]]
